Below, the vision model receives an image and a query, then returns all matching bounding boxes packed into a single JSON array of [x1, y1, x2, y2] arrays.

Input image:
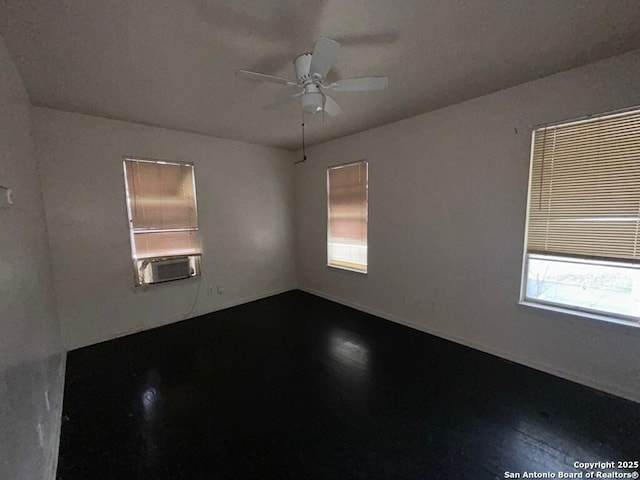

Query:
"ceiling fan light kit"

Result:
[[236, 37, 389, 118], [301, 88, 324, 114]]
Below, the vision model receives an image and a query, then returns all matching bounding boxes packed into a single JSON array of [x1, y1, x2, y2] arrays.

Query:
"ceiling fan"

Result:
[[236, 37, 389, 117]]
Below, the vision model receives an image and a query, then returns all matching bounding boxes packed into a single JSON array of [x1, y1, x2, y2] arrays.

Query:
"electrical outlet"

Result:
[[207, 286, 214, 295], [217, 285, 224, 294]]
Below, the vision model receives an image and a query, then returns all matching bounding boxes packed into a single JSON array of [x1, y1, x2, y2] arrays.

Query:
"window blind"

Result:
[[124, 159, 201, 259], [526, 109, 640, 262], [327, 161, 368, 272]]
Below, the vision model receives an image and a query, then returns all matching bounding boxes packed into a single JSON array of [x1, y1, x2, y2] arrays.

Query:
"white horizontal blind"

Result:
[[327, 161, 368, 272], [526, 109, 640, 262], [124, 158, 201, 259]]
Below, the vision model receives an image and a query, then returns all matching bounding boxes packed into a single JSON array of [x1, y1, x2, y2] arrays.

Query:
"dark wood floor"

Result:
[[57, 290, 640, 479]]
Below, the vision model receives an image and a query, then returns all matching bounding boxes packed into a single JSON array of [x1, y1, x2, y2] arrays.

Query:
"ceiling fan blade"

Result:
[[333, 32, 399, 48], [329, 76, 389, 92], [236, 70, 297, 87], [310, 37, 340, 78], [323, 95, 343, 117], [263, 91, 304, 111]]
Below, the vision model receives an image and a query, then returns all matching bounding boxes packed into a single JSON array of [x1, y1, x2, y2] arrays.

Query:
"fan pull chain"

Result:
[[295, 111, 307, 164]]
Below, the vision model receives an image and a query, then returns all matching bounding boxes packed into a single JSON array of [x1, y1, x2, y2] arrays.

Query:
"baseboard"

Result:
[[48, 353, 66, 479], [300, 287, 639, 404], [199, 285, 298, 316], [67, 285, 298, 351]]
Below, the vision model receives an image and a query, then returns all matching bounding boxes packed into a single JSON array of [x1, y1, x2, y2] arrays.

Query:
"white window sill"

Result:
[[518, 300, 640, 329], [327, 263, 368, 275]]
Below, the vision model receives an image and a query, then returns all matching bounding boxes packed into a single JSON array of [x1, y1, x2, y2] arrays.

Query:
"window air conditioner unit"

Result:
[[149, 256, 192, 284]]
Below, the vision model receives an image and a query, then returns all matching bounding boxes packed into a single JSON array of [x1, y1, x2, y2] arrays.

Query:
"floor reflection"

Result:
[[329, 331, 369, 368], [328, 327, 370, 372], [326, 327, 372, 406], [142, 387, 160, 418], [141, 370, 163, 422], [140, 370, 165, 470]]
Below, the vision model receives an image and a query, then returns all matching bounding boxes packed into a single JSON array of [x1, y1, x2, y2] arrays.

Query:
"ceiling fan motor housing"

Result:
[[294, 53, 314, 83], [296, 54, 325, 113]]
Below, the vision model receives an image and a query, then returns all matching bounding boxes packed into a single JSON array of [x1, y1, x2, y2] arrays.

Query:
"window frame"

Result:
[[520, 253, 640, 327], [122, 156, 202, 286], [326, 159, 369, 274], [519, 107, 640, 328]]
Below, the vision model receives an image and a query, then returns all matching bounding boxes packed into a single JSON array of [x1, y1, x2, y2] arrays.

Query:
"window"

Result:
[[123, 158, 201, 286], [327, 160, 368, 273], [521, 108, 640, 324]]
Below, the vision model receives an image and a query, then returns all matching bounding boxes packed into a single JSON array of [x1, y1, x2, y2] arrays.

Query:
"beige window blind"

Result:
[[526, 109, 640, 262], [327, 160, 368, 272], [124, 158, 201, 259]]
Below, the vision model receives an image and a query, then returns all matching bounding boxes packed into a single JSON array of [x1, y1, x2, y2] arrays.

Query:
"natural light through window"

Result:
[[123, 158, 201, 285], [327, 160, 368, 273], [521, 108, 640, 324]]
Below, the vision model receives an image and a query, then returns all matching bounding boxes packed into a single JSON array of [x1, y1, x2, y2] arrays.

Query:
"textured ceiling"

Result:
[[1, 0, 640, 150]]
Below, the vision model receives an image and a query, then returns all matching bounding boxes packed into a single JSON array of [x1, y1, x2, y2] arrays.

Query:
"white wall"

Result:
[[0, 38, 59, 371], [0, 35, 64, 479], [33, 108, 297, 350], [295, 50, 640, 403]]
